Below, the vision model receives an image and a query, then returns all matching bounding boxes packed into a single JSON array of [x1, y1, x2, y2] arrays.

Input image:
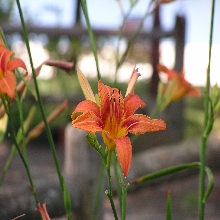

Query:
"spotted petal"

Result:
[[98, 80, 112, 122], [122, 114, 166, 135], [72, 111, 103, 133], [124, 93, 146, 118], [72, 100, 100, 119]]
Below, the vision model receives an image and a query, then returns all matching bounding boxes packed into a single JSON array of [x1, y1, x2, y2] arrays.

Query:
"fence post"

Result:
[[149, 6, 161, 97], [63, 124, 104, 219], [168, 15, 186, 141]]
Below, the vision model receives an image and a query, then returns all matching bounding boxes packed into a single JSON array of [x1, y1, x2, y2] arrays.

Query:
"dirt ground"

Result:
[[0, 142, 220, 220]]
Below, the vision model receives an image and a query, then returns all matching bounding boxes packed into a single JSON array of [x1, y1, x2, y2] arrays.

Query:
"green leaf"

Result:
[[130, 162, 201, 184], [166, 191, 172, 220], [203, 166, 214, 203], [0, 106, 36, 185], [210, 84, 220, 108], [86, 133, 104, 157], [62, 181, 72, 220], [130, 162, 214, 204]]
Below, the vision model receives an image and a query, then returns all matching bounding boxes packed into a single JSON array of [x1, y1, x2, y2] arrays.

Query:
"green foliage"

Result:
[[0, 114, 8, 144], [0, 0, 14, 23], [166, 191, 172, 220], [1, 1, 217, 219]]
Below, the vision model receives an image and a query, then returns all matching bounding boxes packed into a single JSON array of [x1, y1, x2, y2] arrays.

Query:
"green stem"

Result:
[[106, 151, 118, 220], [113, 153, 122, 215], [0, 106, 35, 185], [16, 93, 27, 159], [112, 152, 128, 220], [80, 0, 101, 80], [199, 1, 215, 219], [199, 137, 207, 220], [0, 145, 16, 185], [150, 105, 162, 119], [119, 166, 127, 220], [92, 160, 105, 220], [16, 1, 72, 218], [106, 150, 112, 172], [121, 186, 127, 220], [2, 97, 38, 204]]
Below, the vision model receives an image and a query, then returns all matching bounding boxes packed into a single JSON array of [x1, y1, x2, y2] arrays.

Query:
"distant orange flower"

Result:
[[157, 64, 200, 102], [37, 203, 50, 220], [72, 77, 166, 177], [0, 43, 27, 98]]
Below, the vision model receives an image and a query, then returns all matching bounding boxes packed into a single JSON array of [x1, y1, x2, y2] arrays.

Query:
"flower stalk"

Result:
[[2, 96, 39, 203], [16, 1, 72, 218], [106, 150, 119, 220], [74, 68, 165, 218], [199, 0, 215, 219]]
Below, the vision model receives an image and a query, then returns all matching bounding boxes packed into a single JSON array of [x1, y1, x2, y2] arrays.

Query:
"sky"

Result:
[[14, 0, 220, 44], [11, 0, 220, 85]]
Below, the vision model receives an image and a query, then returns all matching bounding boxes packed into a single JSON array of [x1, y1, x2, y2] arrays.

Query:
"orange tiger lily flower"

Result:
[[72, 80, 166, 177], [157, 64, 200, 102], [0, 44, 27, 98]]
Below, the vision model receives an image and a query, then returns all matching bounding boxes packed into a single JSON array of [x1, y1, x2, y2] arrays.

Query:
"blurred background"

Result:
[[3, 0, 220, 83], [1, 0, 220, 144], [1, 1, 220, 219]]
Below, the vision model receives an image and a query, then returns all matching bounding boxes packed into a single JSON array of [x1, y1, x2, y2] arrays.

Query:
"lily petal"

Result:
[[0, 71, 16, 98], [7, 58, 27, 71], [72, 100, 100, 119], [124, 93, 146, 118], [72, 111, 103, 133], [157, 64, 175, 79], [1, 48, 12, 73], [187, 87, 201, 97], [115, 136, 132, 177], [123, 114, 166, 135], [0, 44, 27, 98], [98, 80, 112, 122], [77, 69, 96, 102], [125, 66, 141, 96]]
